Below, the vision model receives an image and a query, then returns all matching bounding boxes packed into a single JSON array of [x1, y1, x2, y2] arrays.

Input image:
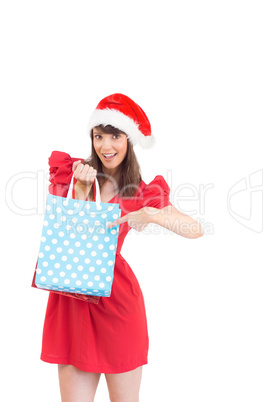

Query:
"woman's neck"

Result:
[[102, 166, 121, 182]]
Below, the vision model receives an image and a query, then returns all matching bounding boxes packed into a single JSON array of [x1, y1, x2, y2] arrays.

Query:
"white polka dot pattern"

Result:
[[35, 194, 121, 297]]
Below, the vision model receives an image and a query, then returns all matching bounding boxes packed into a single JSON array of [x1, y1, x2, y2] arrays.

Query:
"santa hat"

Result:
[[87, 93, 155, 148]]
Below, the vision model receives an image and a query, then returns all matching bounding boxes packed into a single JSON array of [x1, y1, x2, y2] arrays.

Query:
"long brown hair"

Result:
[[83, 124, 142, 200]]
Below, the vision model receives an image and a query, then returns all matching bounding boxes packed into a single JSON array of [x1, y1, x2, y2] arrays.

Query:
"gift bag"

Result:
[[35, 174, 121, 297]]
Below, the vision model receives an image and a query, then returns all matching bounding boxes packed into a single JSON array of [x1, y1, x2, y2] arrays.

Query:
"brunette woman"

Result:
[[39, 93, 203, 402]]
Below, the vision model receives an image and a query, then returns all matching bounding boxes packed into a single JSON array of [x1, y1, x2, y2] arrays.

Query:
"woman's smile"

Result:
[[102, 153, 117, 160]]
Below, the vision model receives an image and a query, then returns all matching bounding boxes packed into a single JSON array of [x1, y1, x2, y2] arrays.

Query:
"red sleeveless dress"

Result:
[[40, 151, 172, 374]]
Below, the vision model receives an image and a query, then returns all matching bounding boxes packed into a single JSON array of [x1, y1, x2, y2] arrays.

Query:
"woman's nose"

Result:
[[101, 137, 113, 150]]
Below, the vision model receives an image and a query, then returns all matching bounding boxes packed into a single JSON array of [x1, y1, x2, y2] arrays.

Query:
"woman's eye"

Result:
[[94, 135, 101, 139], [113, 134, 120, 139]]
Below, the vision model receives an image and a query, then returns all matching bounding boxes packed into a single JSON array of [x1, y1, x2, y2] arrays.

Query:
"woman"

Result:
[[39, 93, 203, 401]]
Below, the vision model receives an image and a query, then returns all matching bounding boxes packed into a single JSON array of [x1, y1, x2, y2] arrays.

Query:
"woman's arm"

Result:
[[150, 205, 203, 238], [107, 205, 203, 239]]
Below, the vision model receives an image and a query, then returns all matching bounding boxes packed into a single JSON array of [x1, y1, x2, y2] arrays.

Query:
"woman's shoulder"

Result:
[[140, 175, 172, 209], [143, 175, 170, 193], [48, 150, 82, 167], [48, 150, 83, 193]]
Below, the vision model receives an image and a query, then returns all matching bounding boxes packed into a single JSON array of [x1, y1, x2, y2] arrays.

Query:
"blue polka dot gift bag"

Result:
[[35, 174, 121, 297]]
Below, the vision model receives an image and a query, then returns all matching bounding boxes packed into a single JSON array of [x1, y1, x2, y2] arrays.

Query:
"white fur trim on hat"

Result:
[[87, 108, 155, 148]]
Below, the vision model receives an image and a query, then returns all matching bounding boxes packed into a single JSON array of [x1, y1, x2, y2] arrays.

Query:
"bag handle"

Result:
[[67, 173, 101, 208]]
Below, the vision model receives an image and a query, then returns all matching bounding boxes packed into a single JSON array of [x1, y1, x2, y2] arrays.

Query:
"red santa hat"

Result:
[[87, 93, 155, 148]]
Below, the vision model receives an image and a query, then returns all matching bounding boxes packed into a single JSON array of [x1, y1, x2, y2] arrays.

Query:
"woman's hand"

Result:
[[72, 160, 97, 187], [72, 160, 97, 200], [107, 207, 158, 231]]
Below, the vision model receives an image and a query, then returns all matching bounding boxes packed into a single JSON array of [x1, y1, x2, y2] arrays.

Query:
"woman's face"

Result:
[[92, 127, 128, 174]]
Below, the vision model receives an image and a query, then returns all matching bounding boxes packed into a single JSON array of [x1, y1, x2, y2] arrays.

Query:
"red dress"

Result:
[[40, 151, 172, 374]]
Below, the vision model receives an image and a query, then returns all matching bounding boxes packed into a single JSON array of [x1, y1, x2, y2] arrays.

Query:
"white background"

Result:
[[1, 1, 267, 401]]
